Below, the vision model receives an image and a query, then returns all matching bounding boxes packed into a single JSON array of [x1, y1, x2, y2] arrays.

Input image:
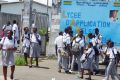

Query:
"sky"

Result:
[[5, 0, 52, 6]]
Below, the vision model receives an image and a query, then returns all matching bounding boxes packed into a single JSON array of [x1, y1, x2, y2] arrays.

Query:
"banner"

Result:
[[60, 0, 120, 45]]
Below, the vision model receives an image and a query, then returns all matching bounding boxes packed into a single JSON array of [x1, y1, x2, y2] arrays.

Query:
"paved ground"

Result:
[[0, 59, 120, 80]]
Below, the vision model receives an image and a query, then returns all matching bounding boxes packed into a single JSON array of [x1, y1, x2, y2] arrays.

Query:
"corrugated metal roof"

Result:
[[0, 1, 52, 8]]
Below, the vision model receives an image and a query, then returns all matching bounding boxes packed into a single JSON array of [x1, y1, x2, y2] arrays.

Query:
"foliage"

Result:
[[39, 27, 47, 36], [15, 55, 26, 66]]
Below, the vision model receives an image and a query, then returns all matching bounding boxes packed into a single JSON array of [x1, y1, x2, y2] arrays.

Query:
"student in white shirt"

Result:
[[94, 28, 102, 73], [12, 20, 19, 43], [62, 28, 71, 73], [80, 42, 95, 80], [4, 21, 12, 31], [88, 33, 99, 74], [29, 26, 41, 68], [70, 36, 85, 73], [70, 30, 85, 73], [22, 27, 30, 66], [103, 42, 120, 80], [54, 32, 63, 72], [0, 30, 17, 80]]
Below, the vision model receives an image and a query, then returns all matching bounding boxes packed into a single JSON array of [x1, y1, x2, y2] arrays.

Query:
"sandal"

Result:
[[80, 76, 83, 79], [29, 65, 32, 68], [10, 74, 13, 79]]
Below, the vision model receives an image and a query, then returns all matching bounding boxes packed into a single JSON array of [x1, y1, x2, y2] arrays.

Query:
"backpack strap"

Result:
[[86, 49, 93, 58], [112, 49, 116, 59]]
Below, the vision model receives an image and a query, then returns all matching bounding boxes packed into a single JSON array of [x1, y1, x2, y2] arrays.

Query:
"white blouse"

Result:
[[0, 37, 17, 49]]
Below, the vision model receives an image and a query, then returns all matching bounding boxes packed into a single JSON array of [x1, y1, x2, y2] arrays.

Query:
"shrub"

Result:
[[39, 27, 47, 36], [15, 55, 26, 66]]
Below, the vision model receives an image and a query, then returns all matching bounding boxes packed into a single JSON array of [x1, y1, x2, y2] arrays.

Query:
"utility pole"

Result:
[[23, 0, 33, 29], [47, 0, 49, 14]]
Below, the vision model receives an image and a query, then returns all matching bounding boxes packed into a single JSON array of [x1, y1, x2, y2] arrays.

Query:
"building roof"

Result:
[[0, 1, 52, 8], [0, 0, 8, 3]]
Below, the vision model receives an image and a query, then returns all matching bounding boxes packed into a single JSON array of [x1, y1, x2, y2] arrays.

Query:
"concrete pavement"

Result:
[[0, 59, 119, 80]]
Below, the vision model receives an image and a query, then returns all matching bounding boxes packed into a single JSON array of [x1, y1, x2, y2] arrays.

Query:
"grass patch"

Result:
[[15, 55, 26, 66]]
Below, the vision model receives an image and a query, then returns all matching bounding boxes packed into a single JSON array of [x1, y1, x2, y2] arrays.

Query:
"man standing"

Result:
[[54, 32, 63, 72], [12, 20, 19, 44]]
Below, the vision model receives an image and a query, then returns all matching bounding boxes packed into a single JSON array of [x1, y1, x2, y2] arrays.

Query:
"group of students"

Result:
[[0, 22, 41, 80], [55, 27, 120, 80]]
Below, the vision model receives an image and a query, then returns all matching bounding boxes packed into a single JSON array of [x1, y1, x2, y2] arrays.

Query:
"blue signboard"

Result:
[[60, 0, 120, 45]]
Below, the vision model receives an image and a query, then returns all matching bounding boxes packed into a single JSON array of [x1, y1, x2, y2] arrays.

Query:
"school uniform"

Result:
[[30, 33, 41, 58], [82, 47, 95, 71], [3, 25, 12, 36], [90, 37, 99, 71], [62, 33, 70, 72], [22, 33, 30, 55], [0, 37, 17, 66], [54, 35, 64, 71], [70, 36, 85, 72], [12, 24, 19, 41], [103, 48, 120, 80]]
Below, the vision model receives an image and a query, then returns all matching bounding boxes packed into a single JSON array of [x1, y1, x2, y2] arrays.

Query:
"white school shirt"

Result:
[[12, 24, 19, 39], [2, 25, 12, 31], [0, 37, 17, 49], [63, 33, 71, 45], [22, 33, 30, 47], [95, 34, 102, 46], [86, 47, 95, 58], [65, 34, 71, 45], [63, 32, 67, 43], [106, 48, 117, 59], [72, 37, 85, 49], [54, 35, 64, 48], [5, 25, 12, 31], [90, 38, 96, 47], [30, 33, 41, 43]]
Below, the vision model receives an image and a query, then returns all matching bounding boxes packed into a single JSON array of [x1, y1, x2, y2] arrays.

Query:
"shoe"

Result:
[[10, 74, 13, 79], [58, 70, 61, 73], [95, 70, 99, 75], [65, 71, 71, 74], [69, 70, 73, 73], [29, 65, 32, 68], [80, 76, 83, 79]]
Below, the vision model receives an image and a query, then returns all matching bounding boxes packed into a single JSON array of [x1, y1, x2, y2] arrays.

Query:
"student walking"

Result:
[[0, 30, 17, 80], [29, 26, 41, 68], [22, 27, 30, 66], [103, 41, 120, 80], [80, 42, 95, 80]]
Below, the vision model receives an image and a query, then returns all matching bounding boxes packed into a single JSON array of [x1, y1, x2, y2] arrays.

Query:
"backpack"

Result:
[[71, 39, 81, 53]]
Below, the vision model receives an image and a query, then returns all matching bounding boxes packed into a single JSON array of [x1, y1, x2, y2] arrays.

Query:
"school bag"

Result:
[[36, 34, 41, 46], [71, 39, 81, 53]]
